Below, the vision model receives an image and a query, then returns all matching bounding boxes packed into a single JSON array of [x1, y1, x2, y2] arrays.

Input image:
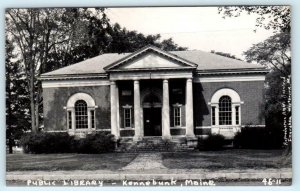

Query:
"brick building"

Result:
[[40, 45, 268, 147]]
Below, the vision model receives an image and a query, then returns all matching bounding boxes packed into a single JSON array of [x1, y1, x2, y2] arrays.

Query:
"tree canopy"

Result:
[[218, 6, 290, 33]]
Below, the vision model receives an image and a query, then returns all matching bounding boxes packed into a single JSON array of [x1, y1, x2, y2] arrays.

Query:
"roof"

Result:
[[41, 47, 265, 77]]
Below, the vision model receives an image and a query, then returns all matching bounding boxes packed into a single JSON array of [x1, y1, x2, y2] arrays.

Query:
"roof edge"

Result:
[[103, 45, 198, 71], [39, 73, 108, 81]]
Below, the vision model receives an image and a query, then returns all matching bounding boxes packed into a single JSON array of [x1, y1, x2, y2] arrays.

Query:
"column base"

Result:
[[162, 135, 172, 141], [133, 136, 142, 142]]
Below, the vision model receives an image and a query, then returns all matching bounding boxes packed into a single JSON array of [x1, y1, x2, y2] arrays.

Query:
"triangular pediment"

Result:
[[104, 45, 197, 71]]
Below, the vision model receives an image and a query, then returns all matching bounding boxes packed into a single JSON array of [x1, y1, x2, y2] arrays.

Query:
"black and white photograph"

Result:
[[5, 6, 292, 186]]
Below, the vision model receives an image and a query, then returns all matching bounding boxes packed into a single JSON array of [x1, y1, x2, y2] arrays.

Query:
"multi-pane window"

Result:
[[219, 96, 232, 125], [235, 106, 239, 125], [124, 108, 132, 128], [75, 100, 88, 129], [68, 111, 72, 129], [212, 106, 216, 125], [174, 107, 181, 127], [90, 110, 95, 128]]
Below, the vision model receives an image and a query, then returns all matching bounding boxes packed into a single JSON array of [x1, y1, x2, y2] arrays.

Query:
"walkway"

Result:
[[122, 153, 166, 170]]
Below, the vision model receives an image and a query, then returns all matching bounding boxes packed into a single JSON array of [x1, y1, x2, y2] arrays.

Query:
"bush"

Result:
[[20, 132, 75, 154], [76, 132, 116, 154], [20, 131, 116, 154], [198, 134, 226, 151], [233, 125, 283, 149]]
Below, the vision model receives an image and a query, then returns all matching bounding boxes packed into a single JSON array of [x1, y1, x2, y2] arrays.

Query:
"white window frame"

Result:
[[173, 103, 182, 127], [209, 88, 243, 126], [65, 93, 97, 131], [123, 105, 132, 128]]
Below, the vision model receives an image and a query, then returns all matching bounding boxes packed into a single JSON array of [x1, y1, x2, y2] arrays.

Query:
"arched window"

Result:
[[66, 93, 96, 131], [218, 96, 232, 125], [75, 100, 88, 129], [210, 88, 242, 126]]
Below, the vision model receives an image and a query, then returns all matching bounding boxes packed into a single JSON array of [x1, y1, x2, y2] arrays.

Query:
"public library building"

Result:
[[40, 45, 268, 146]]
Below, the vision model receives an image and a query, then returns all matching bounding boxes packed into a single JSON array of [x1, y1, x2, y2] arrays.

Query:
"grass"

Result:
[[6, 153, 138, 171], [162, 149, 292, 171], [6, 149, 291, 172]]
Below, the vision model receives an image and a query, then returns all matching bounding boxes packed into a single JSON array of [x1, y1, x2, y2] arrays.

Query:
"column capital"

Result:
[[110, 80, 116, 85], [186, 78, 193, 82], [163, 79, 169, 83], [133, 80, 140, 84]]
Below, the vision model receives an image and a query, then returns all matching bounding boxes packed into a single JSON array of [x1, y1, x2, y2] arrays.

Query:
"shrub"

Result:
[[76, 132, 116, 154], [20, 131, 116, 154], [233, 125, 283, 149], [198, 134, 226, 151], [20, 132, 75, 154]]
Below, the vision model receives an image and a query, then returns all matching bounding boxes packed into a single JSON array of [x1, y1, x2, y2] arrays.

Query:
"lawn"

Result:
[[6, 149, 291, 172], [6, 153, 138, 171], [162, 149, 292, 170]]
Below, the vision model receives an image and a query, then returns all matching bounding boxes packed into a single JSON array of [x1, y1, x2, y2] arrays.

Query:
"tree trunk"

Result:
[[8, 138, 14, 154], [35, 103, 39, 131], [30, 63, 37, 132]]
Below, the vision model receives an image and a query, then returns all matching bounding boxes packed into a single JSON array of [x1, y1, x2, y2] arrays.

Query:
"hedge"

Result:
[[20, 131, 115, 154], [233, 125, 283, 149], [198, 134, 226, 151]]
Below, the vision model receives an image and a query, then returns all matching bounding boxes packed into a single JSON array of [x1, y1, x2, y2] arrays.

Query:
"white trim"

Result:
[[95, 129, 111, 131], [120, 128, 135, 130], [109, 70, 193, 80], [42, 79, 110, 88], [194, 75, 265, 83], [67, 93, 96, 108], [173, 106, 182, 127], [105, 45, 197, 71], [211, 88, 241, 103], [45, 130, 68, 133], [195, 126, 211, 129], [123, 107, 132, 128], [241, 125, 266, 128], [170, 126, 186, 129], [122, 104, 133, 109]]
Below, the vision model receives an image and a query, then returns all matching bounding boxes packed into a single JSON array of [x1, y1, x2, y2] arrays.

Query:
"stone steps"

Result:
[[116, 137, 197, 152]]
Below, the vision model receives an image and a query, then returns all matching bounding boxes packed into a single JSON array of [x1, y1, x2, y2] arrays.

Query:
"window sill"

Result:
[[120, 128, 134, 130]]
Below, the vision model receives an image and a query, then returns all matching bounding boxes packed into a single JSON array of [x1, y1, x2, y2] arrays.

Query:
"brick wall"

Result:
[[193, 80, 265, 127], [43, 85, 110, 131]]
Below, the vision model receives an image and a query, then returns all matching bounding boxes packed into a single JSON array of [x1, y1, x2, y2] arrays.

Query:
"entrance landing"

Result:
[[122, 153, 166, 170]]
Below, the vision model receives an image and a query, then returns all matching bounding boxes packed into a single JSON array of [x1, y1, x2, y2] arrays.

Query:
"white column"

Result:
[[71, 108, 76, 131], [232, 105, 236, 126], [185, 78, 195, 137], [116, 85, 120, 138], [162, 79, 171, 140], [215, 106, 219, 126], [88, 108, 92, 132], [133, 80, 142, 141], [110, 81, 118, 139]]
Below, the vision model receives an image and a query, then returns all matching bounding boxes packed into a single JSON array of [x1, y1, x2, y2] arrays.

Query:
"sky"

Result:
[[106, 7, 274, 59]]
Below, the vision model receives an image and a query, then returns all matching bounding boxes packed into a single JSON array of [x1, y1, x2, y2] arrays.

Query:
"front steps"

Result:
[[115, 137, 197, 152]]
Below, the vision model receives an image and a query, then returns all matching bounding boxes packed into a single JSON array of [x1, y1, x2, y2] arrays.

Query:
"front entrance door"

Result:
[[143, 107, 162, 136]]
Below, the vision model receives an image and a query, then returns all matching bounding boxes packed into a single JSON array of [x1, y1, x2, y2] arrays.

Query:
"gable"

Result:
[[104, 45, 197, 71], [121, 52, 185, 69]]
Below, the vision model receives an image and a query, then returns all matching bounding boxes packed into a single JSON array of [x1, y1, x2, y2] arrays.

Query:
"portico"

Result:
[[109, 77, 195, 141], [105, 46, 198, 140]]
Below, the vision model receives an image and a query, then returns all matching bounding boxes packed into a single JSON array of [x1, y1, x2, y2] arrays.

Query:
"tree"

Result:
[[6, 8, 187, 139], [219, 6, 291, 150], [218, 6, 290, 33], [5, 8, 109, 132], [105, 23, 186, 53], [210, 50, 243, 61], [244, 32, 291, 149], [6, 39, 30, 153]]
